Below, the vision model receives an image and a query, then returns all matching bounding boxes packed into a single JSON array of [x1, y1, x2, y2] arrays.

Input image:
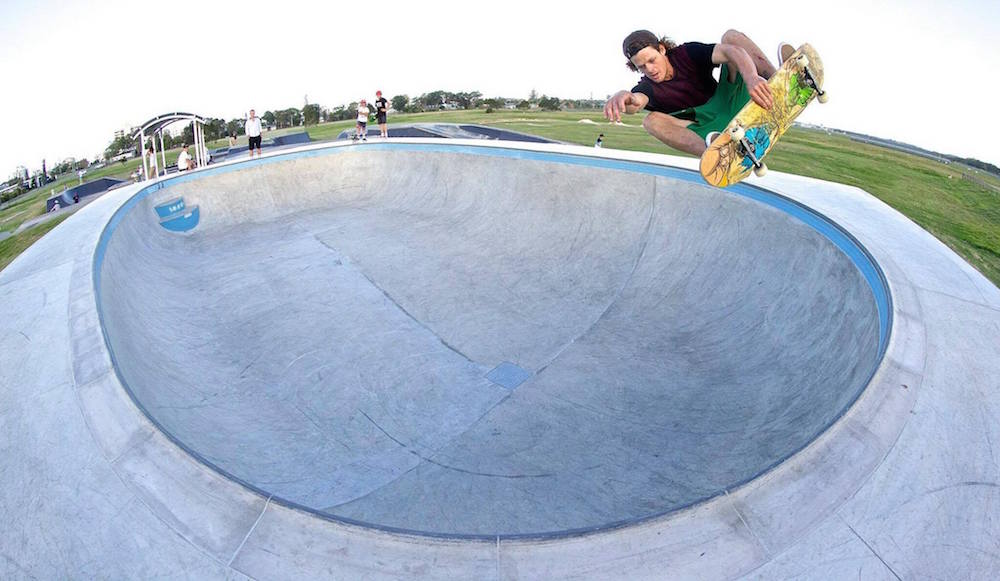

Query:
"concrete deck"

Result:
[[1, 139, 998, 579]]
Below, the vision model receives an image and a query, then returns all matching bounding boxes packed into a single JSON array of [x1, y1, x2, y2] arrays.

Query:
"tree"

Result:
[[226, 119, 244, 138], [419, 90, 446, 110], [391, 95, 408, 112], [302, 104, 322, 125], [516, 100, 531, 109], [161, 131, 178, 149], [303, 104, 322, 126], [262, 111, 276, 128], [52, 159, 74, 175], [538, 95, 561, 111], [103, 134, 138, 161], [273, 108, 302, 128], [203, 118, 227, 141], [454, 91, 481, 109]]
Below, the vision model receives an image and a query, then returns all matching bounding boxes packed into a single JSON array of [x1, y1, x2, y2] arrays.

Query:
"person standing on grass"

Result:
[[374, 90, 389, 138], [355, 99, 370, 141], [245, 109, 263, 157]]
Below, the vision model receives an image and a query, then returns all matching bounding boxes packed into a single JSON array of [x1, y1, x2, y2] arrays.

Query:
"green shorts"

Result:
[[675, 65, 752, 139]]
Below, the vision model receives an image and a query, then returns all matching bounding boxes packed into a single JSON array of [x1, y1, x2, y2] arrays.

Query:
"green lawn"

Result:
[[0, 214, 70, 272], [768, 130, 1000, 284], [1, 149, 193, 234], [2, 109, 997, 288], [1, 159, 143, 234]]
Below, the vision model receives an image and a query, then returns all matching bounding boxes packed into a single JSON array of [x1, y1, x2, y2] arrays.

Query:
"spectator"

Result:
[[229, 133, 237, 148], [51, 200, 61, 212], [595, 133, 605, 148], [355, 99, 370, 141], [177, 145, 195, 171], [374, 90, 389, 138], [245, 109, 263, 157], [146, 145, 159, 178]]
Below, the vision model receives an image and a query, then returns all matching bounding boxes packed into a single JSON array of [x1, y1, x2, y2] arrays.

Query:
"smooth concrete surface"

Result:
[[1, 139, 997, 579], [96, 147, 883, 537]]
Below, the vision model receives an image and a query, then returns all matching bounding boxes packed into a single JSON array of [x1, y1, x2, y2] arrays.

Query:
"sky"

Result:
[[1, 0, 998, 176]]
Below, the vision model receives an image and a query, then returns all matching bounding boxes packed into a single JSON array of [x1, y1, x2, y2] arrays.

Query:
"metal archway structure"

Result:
[[133, 112, 209, 180]]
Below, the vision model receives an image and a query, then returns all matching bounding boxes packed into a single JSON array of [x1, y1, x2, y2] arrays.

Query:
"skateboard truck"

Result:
[[794, 54, 829, 104], [728, 124, 768, 177]]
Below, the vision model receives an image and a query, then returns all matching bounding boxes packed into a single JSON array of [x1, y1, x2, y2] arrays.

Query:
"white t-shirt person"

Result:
[[177, 149, 193, 171], [356, 105, 370, 123], [245, 116, 262, 138]]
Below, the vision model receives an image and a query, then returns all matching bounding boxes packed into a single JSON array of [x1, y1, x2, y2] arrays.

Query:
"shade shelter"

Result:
[[133, 112, 209, 180]]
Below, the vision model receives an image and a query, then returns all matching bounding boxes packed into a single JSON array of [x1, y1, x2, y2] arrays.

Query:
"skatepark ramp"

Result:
[[335, 123, 558, 142], [94, 142, 889, 538], [45, 177, 126, 212]]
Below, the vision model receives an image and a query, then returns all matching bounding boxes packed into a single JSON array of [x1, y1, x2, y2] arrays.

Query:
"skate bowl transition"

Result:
[[94, 142, 891, 539]]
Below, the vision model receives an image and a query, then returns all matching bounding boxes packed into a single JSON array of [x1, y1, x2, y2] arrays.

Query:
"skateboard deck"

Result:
[[700, 43, 826, 187]]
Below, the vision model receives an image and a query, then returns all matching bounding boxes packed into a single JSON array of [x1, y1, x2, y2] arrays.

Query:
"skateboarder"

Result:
[[604, 30, 782, 156]]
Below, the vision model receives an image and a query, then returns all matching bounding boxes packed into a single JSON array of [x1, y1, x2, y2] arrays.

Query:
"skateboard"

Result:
[[699, 43, 827, 187]]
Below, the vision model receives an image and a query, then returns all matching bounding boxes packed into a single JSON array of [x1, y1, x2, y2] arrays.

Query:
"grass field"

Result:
[[0, 213, 70, 272], [2, 109, 998, 288], [0, 159, 143, 234]]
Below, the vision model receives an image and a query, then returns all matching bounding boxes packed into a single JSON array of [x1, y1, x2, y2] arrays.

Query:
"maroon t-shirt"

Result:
[[631, 42, 718, 116]]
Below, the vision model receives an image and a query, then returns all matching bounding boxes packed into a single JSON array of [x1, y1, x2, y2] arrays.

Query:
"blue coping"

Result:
[[91, 140, 894, 541]]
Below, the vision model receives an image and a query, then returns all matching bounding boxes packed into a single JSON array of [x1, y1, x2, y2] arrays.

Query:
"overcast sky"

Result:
[[1, 0, 997, 175]]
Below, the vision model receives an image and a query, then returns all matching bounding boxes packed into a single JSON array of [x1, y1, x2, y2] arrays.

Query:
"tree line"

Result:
[[2, 89, 606, 202], [98, 89, 599, 161]]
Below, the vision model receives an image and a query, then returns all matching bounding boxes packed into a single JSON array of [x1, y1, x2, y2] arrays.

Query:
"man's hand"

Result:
[[747, 76, 773, 110], [604, 90, 634, 123]]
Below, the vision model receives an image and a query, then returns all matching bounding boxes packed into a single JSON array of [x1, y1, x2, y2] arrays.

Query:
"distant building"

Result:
[[109, 149, 138, 162], [114, 127, 139, 140]]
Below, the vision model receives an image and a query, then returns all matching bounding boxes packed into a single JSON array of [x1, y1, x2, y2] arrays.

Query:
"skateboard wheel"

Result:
[[754, 163, 768, 177], [817, 91, 829, 104], [795, 54, 809, 69], [729, 125, 745, 142]]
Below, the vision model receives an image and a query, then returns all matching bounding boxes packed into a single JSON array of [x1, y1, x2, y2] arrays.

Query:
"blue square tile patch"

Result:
[[486, 362, 533, 390]]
